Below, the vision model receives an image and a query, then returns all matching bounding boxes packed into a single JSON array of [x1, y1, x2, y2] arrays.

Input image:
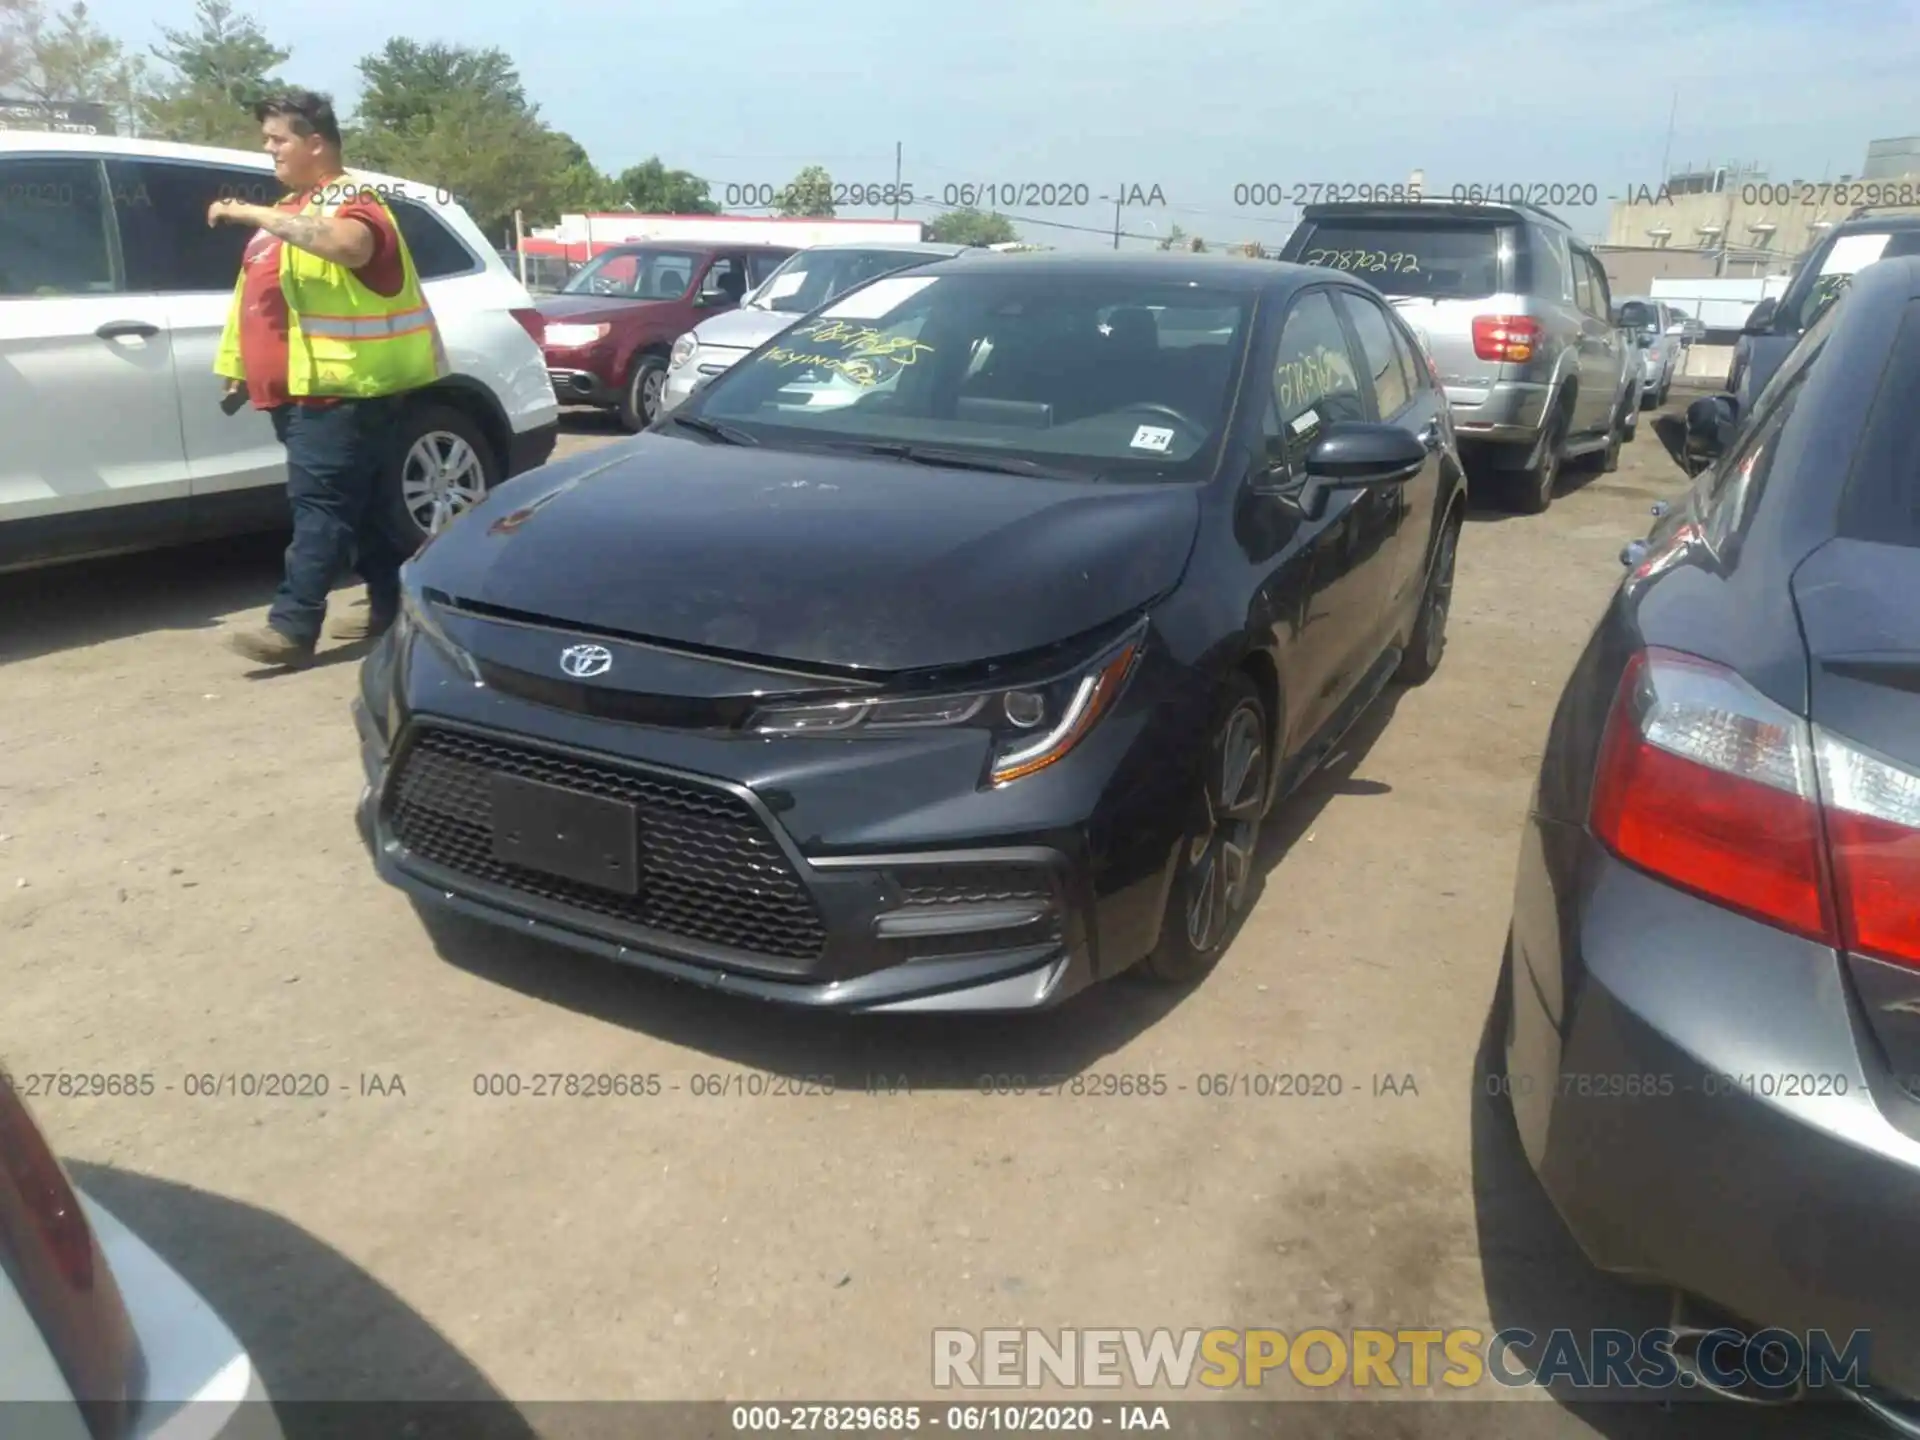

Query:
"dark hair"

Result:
[[253, 90, 342, 150]]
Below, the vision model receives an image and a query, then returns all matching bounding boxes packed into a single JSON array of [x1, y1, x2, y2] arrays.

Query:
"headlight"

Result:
[[746, 622, 1145, 786], [544, 322, 609, 348], [669, 332, 698, 369], [400, 584, 481, 684]]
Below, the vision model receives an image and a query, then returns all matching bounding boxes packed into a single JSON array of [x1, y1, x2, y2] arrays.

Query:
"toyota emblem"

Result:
[[559, 643, 613, 679]]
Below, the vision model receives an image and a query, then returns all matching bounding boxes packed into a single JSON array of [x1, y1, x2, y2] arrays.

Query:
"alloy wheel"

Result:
[[401, 430, 488, 534], [636, 366, 666, 424], [1184, 702, 1265, 953], [1423, 524, 1459, 670]]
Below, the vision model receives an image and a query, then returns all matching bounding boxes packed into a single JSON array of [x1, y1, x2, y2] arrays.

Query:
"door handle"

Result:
[[96, 320, 159, 340], [1418, 418, 1442, 450]]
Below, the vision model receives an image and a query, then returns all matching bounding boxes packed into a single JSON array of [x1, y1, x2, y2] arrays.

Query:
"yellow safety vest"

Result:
[[215, 177, 446, 399]]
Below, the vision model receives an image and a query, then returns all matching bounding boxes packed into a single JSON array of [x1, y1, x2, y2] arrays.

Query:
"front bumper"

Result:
[[1506, 817, 1920, 1400], [544, 366, 616, 407], [661, 350, 746, 415], [1446, 380, 1550, 449], [349, 629, 1187, 1012]]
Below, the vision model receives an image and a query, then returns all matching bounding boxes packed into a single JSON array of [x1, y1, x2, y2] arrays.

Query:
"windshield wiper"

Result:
[[840, 443, 1084, 479], [661, 414, 758, 445]]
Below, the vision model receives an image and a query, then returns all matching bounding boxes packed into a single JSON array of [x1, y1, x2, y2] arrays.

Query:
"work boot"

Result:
[[227, 624, 316, 669], [329, 607, 395, 642]]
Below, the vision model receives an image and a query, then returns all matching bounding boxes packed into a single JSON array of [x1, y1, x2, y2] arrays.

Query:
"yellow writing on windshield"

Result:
[[1276, 344, 1357, 415], [790, 319, 936, 367], [765, 346, 885, 385]]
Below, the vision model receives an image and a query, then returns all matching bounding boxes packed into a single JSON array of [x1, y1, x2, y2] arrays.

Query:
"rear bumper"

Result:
[[1506, 816, 1920, 1399], [80, 1195, 283, 1440], [1447, 380, 1550, 448], [506, 420, 558, 477]]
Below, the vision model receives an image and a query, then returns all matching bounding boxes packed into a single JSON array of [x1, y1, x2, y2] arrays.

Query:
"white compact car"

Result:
[[0, 132, 561, 574], [0, 1080, 281, 1439]]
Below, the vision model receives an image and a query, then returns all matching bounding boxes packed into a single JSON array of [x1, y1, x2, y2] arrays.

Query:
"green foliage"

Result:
[[775, 164, 834, 218], [614, 156, 718, 214], [141, 0, 291, 147], [925, 207, 1018, 247], [355, 38, 523, 131], [0, 0, 146, 131]]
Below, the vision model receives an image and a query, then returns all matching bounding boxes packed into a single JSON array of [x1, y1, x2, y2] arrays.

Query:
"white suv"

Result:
[[0, 132, 561, 573]]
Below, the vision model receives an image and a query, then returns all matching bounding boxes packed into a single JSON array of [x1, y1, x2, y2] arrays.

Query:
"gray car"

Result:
[[1282, 199, 1638, 513], [1614, 295, 1687, 407], [1501, 255, 1920, 1423], [659, 241, 969, 414]]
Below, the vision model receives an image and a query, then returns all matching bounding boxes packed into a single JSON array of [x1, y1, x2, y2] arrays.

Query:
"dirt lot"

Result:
[[0, 406, 1872, 1438]]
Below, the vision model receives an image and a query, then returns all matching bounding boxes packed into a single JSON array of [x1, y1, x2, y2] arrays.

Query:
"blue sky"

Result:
[[90, 0, 1920, 248]]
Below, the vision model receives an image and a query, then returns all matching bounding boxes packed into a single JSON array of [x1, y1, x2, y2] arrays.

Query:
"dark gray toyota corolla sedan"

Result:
[[1500, 255, 1920, 1421], [352, 251, 1466, 1013]]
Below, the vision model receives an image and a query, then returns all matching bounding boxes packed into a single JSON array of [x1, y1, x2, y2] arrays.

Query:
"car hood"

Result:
[[411, 436, 1199, 672], [535, 293, 669, 323], [691, 307, 800, 352]]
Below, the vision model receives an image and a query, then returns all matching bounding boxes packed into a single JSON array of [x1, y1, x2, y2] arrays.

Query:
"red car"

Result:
[[535, 242, 796, 430]]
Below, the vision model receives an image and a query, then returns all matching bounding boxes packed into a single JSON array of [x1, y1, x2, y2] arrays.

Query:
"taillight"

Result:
[[1591, 647, 1920, 965], [1818, 732, 1920, 966], [1472, 314, 1540, 363], [510, 307, 545, 345], [0, 1079, 143, 1434], [1591, 648, 1832, 940]]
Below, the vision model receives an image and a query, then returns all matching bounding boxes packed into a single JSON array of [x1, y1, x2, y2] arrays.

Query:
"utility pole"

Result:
[[1113, 194, 1122, 250], [893, 141, 902, 220], [1658, 88, 1678, 184]]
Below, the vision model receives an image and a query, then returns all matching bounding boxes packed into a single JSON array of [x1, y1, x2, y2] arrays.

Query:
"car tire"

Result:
[[618, 353, 668, 433], [1395, 513, 1460, 686], [386, 402, 500, 545], [1138, 673, 1269, 986], [1601, 400, 1626, 473], [1508, 400, 1569, 515]]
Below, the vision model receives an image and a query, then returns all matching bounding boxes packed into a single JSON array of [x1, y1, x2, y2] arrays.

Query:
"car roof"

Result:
[[934, 248, 1322, 294], [598, 240, 797, 254], [791, 241, 968, 256], [1832, 211, 1920, 234], [1295, 199, 1572, 231]]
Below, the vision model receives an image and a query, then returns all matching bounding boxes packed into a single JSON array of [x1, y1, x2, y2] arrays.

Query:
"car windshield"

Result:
[[1295, 222, 1503, 298], [1618, 300, 1660, 330], [1787, 230, 1920, 330], [749, 250, 945, 313], [559, 247, 699, 300], [690, 270, 1253, 478]]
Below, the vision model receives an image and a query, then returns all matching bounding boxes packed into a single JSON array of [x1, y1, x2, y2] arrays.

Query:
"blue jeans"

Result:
[[267, 399, 409, 646]]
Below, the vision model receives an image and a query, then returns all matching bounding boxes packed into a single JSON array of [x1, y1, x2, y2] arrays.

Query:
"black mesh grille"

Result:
[[892, 865, 1056, 908], [885, 864, 1062, 959], [386, 726, 826, 961]]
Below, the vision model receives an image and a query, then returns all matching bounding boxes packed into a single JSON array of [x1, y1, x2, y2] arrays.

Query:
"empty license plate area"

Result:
[[489, 772, 640, 896]]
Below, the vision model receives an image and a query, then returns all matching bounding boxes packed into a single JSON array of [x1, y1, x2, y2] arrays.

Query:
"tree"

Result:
[[774, 164, 834, 218], [614, 156, 717, 213], [544, 131, 624, 217], [1234, 240, 1266, 259], [355, 38, 523, 132], [141, 0, 289, 148], [1156, 223, 1187, 251], [925, 207, 1017, 247], [0, 0, 144, 130]]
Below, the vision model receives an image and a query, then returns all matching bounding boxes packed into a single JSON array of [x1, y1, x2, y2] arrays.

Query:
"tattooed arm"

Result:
[[207, 199, 376, 268]]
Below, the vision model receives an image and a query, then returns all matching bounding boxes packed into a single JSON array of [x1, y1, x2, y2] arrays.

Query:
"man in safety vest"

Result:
[[209, 90, 446, 668]]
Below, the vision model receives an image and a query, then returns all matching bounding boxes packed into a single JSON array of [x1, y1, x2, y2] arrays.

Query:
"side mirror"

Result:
[[1743, 297, 1779, 335], [1274, 422, 1426, 518]]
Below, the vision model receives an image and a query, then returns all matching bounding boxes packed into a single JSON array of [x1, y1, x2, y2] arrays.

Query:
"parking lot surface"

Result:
[[0, 406, 1872, 1436]]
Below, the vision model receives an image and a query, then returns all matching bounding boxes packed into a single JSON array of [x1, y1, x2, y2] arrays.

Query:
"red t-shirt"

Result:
[[237, 193, 406, 409]]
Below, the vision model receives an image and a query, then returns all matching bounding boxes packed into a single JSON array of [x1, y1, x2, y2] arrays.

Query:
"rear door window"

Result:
[[1843, 298, 1920, 548], [0, 155, 114, 296], [391, 200, 475, 279], [1338, 290, 1412, 418], [1294, 221, 1503, 299], [1785, 229, 1920, 331]]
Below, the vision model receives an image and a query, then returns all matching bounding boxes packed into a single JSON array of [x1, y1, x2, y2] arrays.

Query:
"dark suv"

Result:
[[534, 242, 795, 430], [1728, 208, 1920, 412]]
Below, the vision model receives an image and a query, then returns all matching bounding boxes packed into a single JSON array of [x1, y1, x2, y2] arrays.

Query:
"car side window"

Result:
[[1264, 290, 1365, 468], [108, 159, 274, 293], [1571, 254, 1594, 316], [703, 255, 746, 301], [1586, 256, 1613, 321], [1701, 365, 1807, 557], [1531, 229, 1569, 304], [0, 155, 115, 296], [747, 251, 787, 286], [1339, 292, 1411, 418], [390, 200, 475, 279]]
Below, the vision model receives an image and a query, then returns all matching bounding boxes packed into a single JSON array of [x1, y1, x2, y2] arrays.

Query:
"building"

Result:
[[1864, 137, 1920, 180]]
